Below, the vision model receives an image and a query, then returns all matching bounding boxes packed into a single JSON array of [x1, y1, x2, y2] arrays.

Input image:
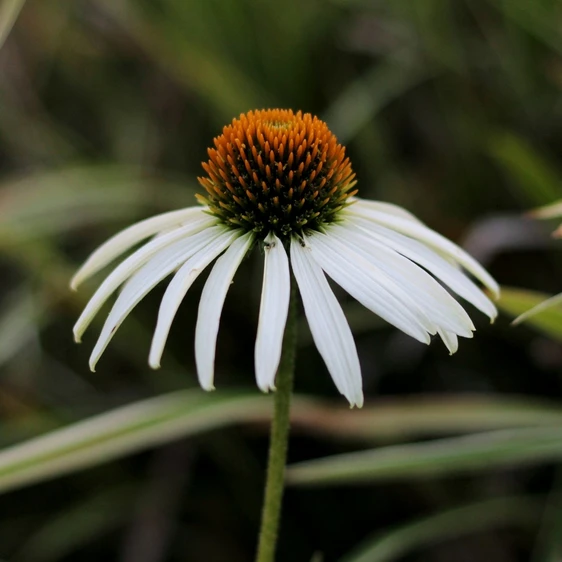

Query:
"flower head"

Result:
[[196, 109, 356, 237], [72, 109, 499, 407]]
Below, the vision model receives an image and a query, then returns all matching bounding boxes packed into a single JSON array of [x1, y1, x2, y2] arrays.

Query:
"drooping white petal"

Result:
[[305, 233, 434, 344], [438, 329, 459, 354], [348, 197, 421, 223], [193, 232, 254, 390], [347, 215, 497, 319], [290, 238, 363, 408], [89, 226, 230, 370], [254, 232, 291, 392], [73, 216, 216, 342], [346, 202, 500, 298], [148, 229, 246, 373], [329, 223, 475, 337], [71, 207, 210, 289]]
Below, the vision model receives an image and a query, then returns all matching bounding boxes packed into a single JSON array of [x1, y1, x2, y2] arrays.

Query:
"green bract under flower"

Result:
[[197, 109, 357, 238]]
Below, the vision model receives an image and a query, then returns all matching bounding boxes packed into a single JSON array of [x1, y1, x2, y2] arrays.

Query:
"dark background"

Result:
[[0, 0, 562, 560]]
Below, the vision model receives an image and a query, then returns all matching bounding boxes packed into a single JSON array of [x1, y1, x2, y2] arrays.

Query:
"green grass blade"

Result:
[[531, 469, 562, 562], [499, 286, 562, 341], [287, 426, 562, 486], [97, 0, 271, 120], [0, 0, 26, 50], [488, 132, 562, 206], [0, 391, 273, 495], [0, 287, 42, 368], [339, 496, 541, 562], [290, 395, 562, 440], [490, 0, 562, 56], [324, 59, 435, 144], [14, 485, 135, 562], [1, 392, 560, 495], [0, 165, 193, 242]]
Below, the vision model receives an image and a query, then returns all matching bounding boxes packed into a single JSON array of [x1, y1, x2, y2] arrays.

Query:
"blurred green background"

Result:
[[1, 0, 562, 560]]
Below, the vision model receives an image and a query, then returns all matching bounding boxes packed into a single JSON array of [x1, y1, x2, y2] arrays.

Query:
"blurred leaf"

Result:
[[513, 293, 562, 328], [2, 392, 561, 494], [287, 426, 562, 486], [339, 496, 541, 562], [532, 469, 562, 562], [0, 0, 26, 50], [412, 0, 466, 71], [490, 0, 562, 56], [0, 91, 81, 163], [0, 390, 273, 495], [325, 59, 434, 144], [488, 132, 562, 206], [0, 287, 41, 368], [0, 166, 195, 242], [499, 287, 562, 341], [291, 394, 562, 440], [98, 0, 271, 121], [14, 485, 134, 562]]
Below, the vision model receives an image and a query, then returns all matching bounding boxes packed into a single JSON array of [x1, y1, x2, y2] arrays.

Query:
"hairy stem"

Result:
[[255, 282, 298, 562]]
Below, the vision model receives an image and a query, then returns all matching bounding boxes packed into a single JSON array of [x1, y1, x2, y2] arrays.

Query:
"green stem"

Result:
[[255, 281, 298, 562]]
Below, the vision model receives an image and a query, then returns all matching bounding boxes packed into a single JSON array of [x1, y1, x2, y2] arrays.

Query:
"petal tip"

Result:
[[70, 273, 83, 291], [198, 375, 216, 392], [258, 384, 275, 394], [347, 392, 364, 409], [349, 398, 364, 409]]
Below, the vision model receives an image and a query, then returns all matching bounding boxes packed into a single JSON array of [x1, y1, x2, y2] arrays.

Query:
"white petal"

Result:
[[148, 229, 246, 373], [71, 207, 210, 289], [438, 329, 459, 354], [193, 232, 254, 390], [89, 226, 229, 370], [346, 202, 500, 298], [305, 233, 434, 344], [348, 215, 497, 319], [255, 233, 291, 392], [329, 223, 475, 337], [349, 197, 421, 223], [73, 216, 216, 342], [290, 238, 363, 408]]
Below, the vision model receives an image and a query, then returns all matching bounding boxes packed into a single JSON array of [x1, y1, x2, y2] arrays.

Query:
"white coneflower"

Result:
[[72, 109, 498, 408]]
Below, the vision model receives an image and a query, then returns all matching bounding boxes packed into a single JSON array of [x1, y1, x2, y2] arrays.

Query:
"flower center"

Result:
[[197, 109, 357, 238]]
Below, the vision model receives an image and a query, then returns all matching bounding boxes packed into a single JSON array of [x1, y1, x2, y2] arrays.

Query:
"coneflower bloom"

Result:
[[72, 109, 498, 407]]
